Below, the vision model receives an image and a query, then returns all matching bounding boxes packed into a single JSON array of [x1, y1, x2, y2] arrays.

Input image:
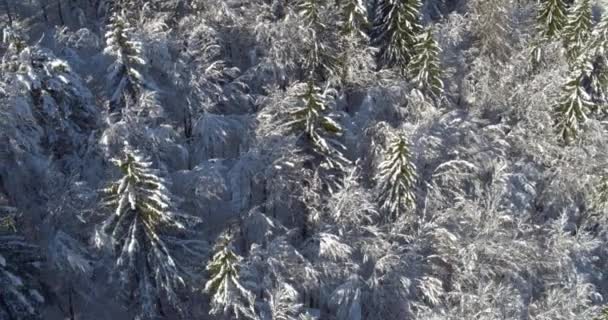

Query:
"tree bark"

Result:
[[3, 0, 13, 26], [57, 0, 65, 25], [40, 0, 48, 22]]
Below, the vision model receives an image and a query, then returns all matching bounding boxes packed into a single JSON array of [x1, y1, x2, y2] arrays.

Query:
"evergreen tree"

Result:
[[588, 14, 608, 105], [298, 0, 340, 80], [537, 0, 568, 40], [0, 201, 44, 320], [562, 0, 592, 62], [375, 134, 417, 221], [554, 61, 594, 143], [204, 235, 256, 319], [287, 81, 348, 172], [340, 0, 368, 38], [372, 0, 423, 70], [104, 11, 146, 121], [98, 145, 196, 318], [408, 29, 443, 98]]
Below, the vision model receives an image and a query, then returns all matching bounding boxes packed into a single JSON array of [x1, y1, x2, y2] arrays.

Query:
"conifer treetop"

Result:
[[563, 0, 592, 62], [538, 0, 568, 39], [554, 60, 594, 143], [376, 133, 417, 221], [408, 29, 444, 99], [373, 0, 423, 69], [204, 234, 257, 319]]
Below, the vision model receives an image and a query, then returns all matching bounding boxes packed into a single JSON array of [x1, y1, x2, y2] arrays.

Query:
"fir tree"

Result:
[[372, 0, 423, 70], [98, 145, 196, 318], [408, 29, 443, 98], [287, 81, 348, 172], [298, 0, 340, 80], [204, 235, 256, 319], [562, 0, 592, 62], [588, 14, 608, 105], [554, 61, 594, 143], [537, 0, 568, 40], [104, 11, 146, 120], [340, 0, 368, 38], [376, 134, 417, 221]]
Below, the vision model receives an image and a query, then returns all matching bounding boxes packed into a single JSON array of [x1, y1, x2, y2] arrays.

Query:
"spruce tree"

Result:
[[204, 235, 256, 319], [340, 0, 368, 38], [372, 0, 423, 70], [98, 145, 195, 318], [104, 11, 146, 120], [588, 14, 608, 105], [537, 0, 568, 40], [562, 0, 592, 62], [376, 134, 417, 221], [288, 81, 348, 171], [554, 61, 594, 143], [298, 0, 339, 80], [408, 29, 444, 98]]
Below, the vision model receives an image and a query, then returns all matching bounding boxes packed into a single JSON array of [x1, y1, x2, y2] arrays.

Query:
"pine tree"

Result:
[[104, 11, 146, 120], [372, 0, 423, 70], [340, 0, 368, 38], [98, 145, 196, 318], [554, 61, 594, 143], [298, 0, 340, 80], [204, 235, 256, 319], [0, 201, 44, 320], [562, 0, 592, 62], [408, 29, 443, 98], [588, 14, 608, 105], [537, 0, 568, 40], [376, 134, 417, 221], [287, 81, 348, 172]]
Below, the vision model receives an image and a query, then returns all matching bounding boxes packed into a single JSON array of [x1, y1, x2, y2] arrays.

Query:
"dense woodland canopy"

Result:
[[1, 0, 608, 319]]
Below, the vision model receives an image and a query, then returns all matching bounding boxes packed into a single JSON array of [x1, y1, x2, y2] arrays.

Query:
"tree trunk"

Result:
[[3, 0, 13, 26], [40, 0, 48, 22], [57, 0, 65, 24]]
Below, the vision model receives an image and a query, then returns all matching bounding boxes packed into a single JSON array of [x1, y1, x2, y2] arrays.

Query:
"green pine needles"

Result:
[[563, 0, 592, 62], [538, 0, 568, 40], [204, 235, 256, 319], [288, 81, 348, 171], [554, 61, 594, 143], [103, 148, 174, 229], [105, 11, 146, 115], [409, 30, 444, 98], [376, 134, 417, 221], [373, 0, 423, 70], [340, 0, 369, 38]]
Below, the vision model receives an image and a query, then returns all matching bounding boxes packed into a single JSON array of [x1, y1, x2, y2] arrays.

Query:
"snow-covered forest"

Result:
[[1, 0, 608, 319]]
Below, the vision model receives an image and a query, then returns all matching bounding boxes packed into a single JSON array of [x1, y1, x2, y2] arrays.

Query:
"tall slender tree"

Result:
[[104, 11, 146, 121], [298, 0, 340, 80], [340, 0, 368, 38], [408, 29, 443, 98], [554, 61, 594, 143], [375, 134, 417, 221], [587, 13, 608, 105], [97, 145, 198, 318], [538, 0, 568, 39], [204, 234, 256, 319], [372, 0, 422, 70], [562, 0, 592, 62], [286, 81, 348, 172]]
